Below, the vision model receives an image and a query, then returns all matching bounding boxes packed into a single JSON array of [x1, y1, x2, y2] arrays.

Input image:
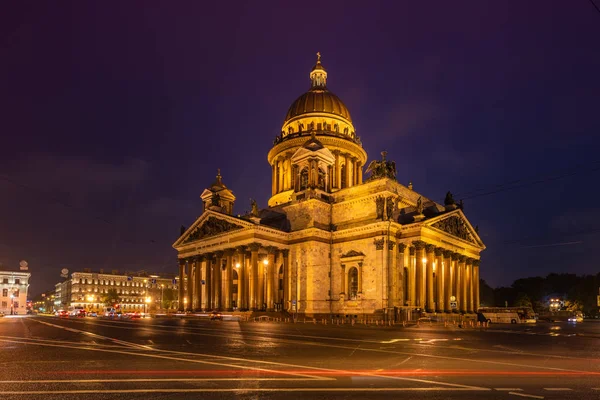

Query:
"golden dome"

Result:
[[277, 53, 358, 145], [283, 90, 352, 124]]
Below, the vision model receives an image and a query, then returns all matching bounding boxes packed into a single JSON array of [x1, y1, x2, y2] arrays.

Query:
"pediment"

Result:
[[176, 213, 246, 246], [341, 250, 365, 258], [426, 210, 484, 248]]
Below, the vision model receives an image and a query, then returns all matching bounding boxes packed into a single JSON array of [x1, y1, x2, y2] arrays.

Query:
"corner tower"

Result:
[[268, 53, 368, 207]]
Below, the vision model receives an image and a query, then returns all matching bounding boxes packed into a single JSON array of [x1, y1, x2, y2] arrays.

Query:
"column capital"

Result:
[[214, 251, 224, 258], [472, 259, 480, 267], [409, 246, 415, 256], [178, 258, 186, 267], [397, 243, 407, 253], [374, 238, 385, 250], [198, 254, 208, 262], [465, 257, 474, 265], [434, 247, 444, 257], [281, 249, 290, 257], [412, 240, 426, 250], [235, 245, 247, 253], [451, 252, 460, 260], [387, 241, 396, 251], [458, 255, 466, 263], [248, 243, 261, 252], [442, 249, 454, 258], [224, 248, 236, 257], [265, 245, 279, 254], [425, 243, 436, 253]]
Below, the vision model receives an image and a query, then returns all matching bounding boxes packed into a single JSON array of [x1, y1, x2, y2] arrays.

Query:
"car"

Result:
[[57, 310, 69, 318], [88, 312, 98, 317], [210, 311, 222, 320], [76, 309, 86, 318]]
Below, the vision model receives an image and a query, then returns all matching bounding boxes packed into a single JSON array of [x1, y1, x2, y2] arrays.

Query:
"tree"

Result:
[[162, 288, 176, 310], [479, 279, 495, 307], [103, 288, 120, 307], [513, 292, 533, 309]]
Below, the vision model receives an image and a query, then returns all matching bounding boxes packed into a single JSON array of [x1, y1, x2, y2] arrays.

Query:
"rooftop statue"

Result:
[[366, 151, 396, 181]]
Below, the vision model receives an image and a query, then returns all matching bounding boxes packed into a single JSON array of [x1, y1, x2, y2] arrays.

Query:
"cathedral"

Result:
[[173, 54, 485, 319]]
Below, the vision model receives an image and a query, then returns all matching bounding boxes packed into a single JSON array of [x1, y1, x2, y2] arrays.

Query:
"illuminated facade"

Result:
[[54, 270, 178, 313], [0, 269, 30, 315], [173, 55, 485, 318]]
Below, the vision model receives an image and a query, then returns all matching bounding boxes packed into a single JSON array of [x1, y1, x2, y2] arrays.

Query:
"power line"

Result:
[[589, 0, 600, 16], [444, 160, 600, 203]]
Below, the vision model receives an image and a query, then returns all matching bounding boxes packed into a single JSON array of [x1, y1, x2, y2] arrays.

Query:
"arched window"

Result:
[[348, 267, 358, 300], [341, 164, 347, 189], [300, 168, 309, 190], [232, 269, 239, 303]]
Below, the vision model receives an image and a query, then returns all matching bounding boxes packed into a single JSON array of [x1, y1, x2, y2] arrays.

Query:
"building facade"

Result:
[[173, 55, 485, 318], [0, 269, 31, 315], [54, 270, 178, 313]]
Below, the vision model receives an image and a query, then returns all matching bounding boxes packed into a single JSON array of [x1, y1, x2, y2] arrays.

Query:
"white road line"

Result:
[[508, 392, 544, 399], [0, 334, 126, 349], [543, 388, 573, 391], [32, 319, 152, 350], [0, 337, 487, 390], [0, 338, 327, 381], [0, 387, 492, 395], [495, 388, 523, 391], [0, 378, 317, 383], [37, 317, 596, 375]]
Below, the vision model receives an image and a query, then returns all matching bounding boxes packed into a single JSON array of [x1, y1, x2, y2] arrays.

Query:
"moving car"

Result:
[[57, 310, 69, 318], [210, 311, 222, 320]]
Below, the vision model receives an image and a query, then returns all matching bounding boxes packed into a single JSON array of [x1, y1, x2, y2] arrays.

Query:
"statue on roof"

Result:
[[416, 196, 424, 215], [366, 151, 397, 181], [211, 193, 221, 206], [250, 198, 259, 217], [444, 191, 455, 206]]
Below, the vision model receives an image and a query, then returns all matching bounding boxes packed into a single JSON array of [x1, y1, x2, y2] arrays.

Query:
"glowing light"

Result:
[[235, 263, 241, 268], [263, 259, 269, 265], [422, 258, 427, 264], [145, 297, 152, 303]]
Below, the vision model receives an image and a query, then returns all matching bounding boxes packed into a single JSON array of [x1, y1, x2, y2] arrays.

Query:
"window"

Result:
[[2, 289, 7, 297], [318, 168, 326, 190], [2, 278, 8, 284], [13, 301, 19, 309], [15, 279, 20, 285], [341, 164, 347, 188], [348, 267, 358, 300], [13, 289, 19, 297], [1, 301, 6, 308]]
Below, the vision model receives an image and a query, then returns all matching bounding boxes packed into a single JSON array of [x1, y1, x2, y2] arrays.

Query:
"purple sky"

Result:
[[1, 2, 599, 297]]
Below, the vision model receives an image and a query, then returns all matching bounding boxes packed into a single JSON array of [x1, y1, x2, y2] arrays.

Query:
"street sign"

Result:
[[450, 301, 457, 309]]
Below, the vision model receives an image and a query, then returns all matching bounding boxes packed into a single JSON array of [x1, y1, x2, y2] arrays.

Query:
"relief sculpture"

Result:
[[184, 217, 244, 243], [431, 216, 475, 244]]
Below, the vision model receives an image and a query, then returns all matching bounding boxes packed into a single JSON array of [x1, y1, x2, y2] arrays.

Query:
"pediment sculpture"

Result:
[[431, 215, 476, 244], [184, 217, 244, 243]]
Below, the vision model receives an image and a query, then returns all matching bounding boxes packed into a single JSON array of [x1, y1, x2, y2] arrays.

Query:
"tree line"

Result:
[[480, 272, 600, 316]]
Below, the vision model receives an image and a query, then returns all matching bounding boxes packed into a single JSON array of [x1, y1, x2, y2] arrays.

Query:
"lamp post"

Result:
[[144, 296, 151, 317], [160, 284, 164, 311], [10, 294, 14, 315]]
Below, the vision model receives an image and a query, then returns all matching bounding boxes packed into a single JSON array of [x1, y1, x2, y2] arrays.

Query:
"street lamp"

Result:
[[144, 296, 151, 317], [160, 284, 164, 311]]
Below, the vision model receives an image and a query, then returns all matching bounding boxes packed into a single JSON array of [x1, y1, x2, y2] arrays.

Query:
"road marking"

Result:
[[0, 338, 328, 381], [0, 336, 487, 390], [31, 319, 151, 350], [508, 392, 544, 399], [38, 317, 597, 375], [0, 378, 318, 383], [495, 388, 523, 391], [0, 387, 492, 395], [543, 388, 572, 391]]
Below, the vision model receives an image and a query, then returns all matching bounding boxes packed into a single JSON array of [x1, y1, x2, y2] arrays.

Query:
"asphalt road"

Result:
[[0, 315, 598, 399]]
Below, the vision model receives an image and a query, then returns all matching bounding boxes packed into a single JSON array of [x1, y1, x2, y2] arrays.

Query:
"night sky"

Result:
[[2, 2, 599, 297]]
